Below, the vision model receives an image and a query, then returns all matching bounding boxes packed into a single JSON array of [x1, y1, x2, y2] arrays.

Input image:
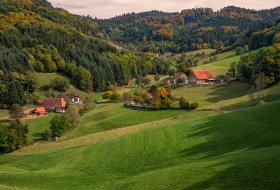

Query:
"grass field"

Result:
[[24, 115, 52, 143], [170, 50, 240, 75], [71, 103, 187, 138], [172, 83, 251, 107], [0, 100, 279, 189], [197, 50, 236, 65], [194, 53, 241, 75], [169, 49, 216, 70]]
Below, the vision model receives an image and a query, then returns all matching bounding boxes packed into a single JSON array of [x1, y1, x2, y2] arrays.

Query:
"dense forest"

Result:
[[0, 0, 170, 108], [98, 7, 280, 53]]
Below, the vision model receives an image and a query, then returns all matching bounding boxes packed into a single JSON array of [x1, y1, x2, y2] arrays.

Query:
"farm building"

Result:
[[36, 98, 67, 113], [189, 70, 217, 84], [173, 73, 188, 85], [228, 78, 240, 84], [162, 78, 171, 86], [65, 93, 80, 104], [34, 107, 47, 116], [163, 52, 173, 57]]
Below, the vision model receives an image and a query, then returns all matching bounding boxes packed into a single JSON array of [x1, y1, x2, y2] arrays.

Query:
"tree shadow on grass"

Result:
[[180, 104, 280, 159], [182, 155, 280, 190], [220, 93, 280, 111], [205, 84, 251, 104], [32, 133, 44, 141], [177, 102, 280, 189]]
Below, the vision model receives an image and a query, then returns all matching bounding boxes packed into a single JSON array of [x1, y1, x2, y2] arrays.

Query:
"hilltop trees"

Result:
[[99, 7, 280, 53], [238, 46, 280, 86]]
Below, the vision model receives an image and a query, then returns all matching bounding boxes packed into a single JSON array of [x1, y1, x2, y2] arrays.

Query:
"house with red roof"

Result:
[[173, 72, 188, 85], [36, 98, 67, 113], [189, 70, 217, 84]]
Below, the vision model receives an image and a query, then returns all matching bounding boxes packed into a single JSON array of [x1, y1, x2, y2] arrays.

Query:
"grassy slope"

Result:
[[194, 53, 241, 75], [0, 100, 279, 189], [71, 103, 187, 138], [197, 50, 236, 65], [172, 83, 251, 107], [170, 49, 216, 70], [23, 81, 280, 144]]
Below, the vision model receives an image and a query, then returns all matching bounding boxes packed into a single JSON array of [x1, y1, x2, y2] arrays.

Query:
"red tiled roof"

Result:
[[34, 107, 46, 114], [174, 73, 186, 80], [37, 98, 67, 110], [193, 70, 216, 80]]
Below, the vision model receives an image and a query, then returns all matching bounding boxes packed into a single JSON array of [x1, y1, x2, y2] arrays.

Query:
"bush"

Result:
[[123, 92, 133, 101], [190, 102, 199, 110], [179, 97, 198, 110], [102, 91, 113, 99], [110, 91, 121, 101], [160, 97, 173, 109], [154, 75, 160, 81], [134, 96, 144, 105], [102, 91, 120, 101], [143, 78, 151, 86], [168, 68, 176, 76]]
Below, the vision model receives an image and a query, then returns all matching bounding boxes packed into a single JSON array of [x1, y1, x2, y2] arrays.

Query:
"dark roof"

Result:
[[174, 73, 187, 80], [162, 78, 171, 85], [66, 93, 79, 100], [37, 98, 67, 110], [163, 52, 173, 57]]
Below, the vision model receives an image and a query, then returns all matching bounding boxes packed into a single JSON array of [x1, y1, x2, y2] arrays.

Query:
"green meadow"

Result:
[[194, 53, 241, 75], [0, 100, 279, 190]]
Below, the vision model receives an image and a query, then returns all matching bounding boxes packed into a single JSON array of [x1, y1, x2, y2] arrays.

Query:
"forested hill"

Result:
[[0, 0, 170, 103], [98, 6, 280, 53]]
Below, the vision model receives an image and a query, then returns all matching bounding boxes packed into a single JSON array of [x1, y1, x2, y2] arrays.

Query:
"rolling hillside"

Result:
[[0, 100, 280, 189], [0, 1, 280, 189]]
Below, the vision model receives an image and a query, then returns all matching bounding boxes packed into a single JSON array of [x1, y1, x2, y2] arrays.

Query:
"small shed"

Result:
[[228, 78, 240, 84], [34, 107, 47, 116]]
